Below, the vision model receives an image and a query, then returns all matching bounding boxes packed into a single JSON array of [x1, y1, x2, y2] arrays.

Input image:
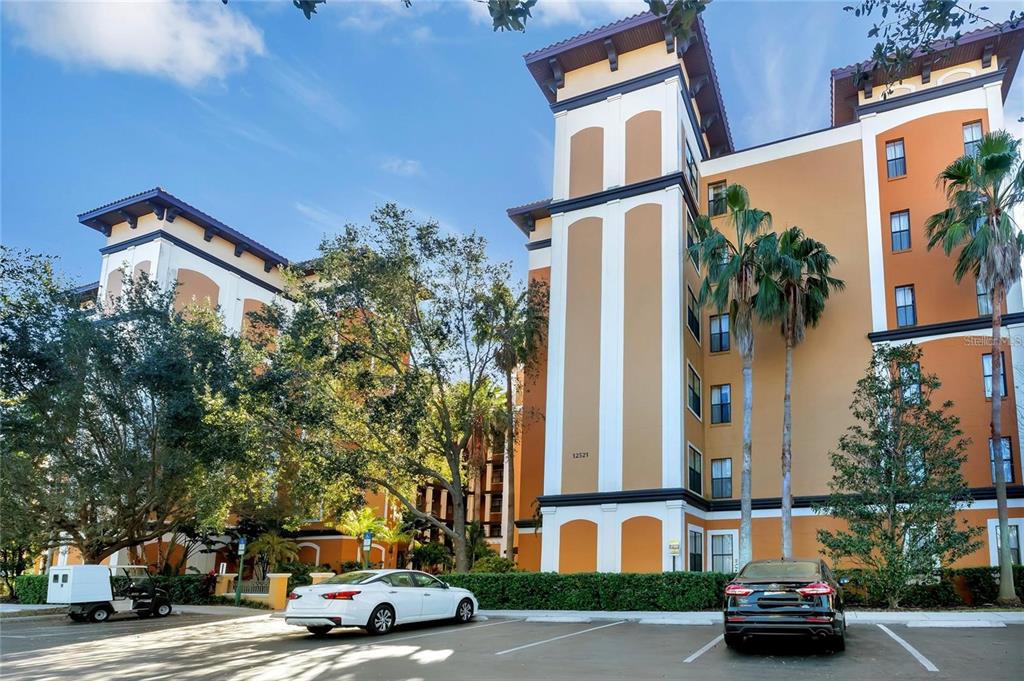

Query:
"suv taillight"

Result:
[[796, 582, 835, 597], [724, 583, 753, 597], [321, 590, 361, 600], [287, 592, 301, 600]]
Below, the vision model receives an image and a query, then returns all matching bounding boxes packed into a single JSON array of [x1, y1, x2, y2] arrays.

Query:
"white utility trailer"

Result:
[[46, 565, 172, 623]]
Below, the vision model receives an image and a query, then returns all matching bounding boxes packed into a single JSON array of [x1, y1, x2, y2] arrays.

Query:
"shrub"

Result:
[[278, 561, 316, 589], [442, 571, 731, 611], [14, 575, 47, 604], [340, 561, 362, 573], [470, 556, 519, 573], [413, 543, 453, 572]]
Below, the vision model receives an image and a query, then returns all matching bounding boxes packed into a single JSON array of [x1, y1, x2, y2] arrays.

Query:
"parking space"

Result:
[[1, 613, 1021, 680]]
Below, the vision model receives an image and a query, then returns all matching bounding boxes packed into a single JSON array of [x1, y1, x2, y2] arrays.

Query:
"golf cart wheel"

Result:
[[155, 602, 172, 618], [306, 626, 333, 637], [455, 598, 474, 623], [88, 605, 113, 623], [366, 604, 395, 635]]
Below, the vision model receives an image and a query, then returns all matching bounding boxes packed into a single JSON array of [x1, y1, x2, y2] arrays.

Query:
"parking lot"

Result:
[[1, 611, 1021, 680]]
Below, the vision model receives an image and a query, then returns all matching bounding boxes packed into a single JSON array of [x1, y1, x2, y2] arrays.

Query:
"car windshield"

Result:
[[738, 561, 820, 580], [323, 571, 380, 585]]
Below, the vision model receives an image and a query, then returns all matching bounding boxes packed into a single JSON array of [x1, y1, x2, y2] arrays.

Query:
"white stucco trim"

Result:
[[543, 214, 568, 496], [661, 186, 684, 489], [599, 201, 625, 492], [702, 124, 861, 175], [859, 112, 889, 333], [296, 542, 321, 565], [528, 246, 551, 270], [552, 111, 569, 201]]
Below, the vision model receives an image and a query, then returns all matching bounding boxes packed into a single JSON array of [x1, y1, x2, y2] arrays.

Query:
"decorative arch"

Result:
[[620, 516, 663, 573], [569, 126, 604, 198], [174, 268, 220, 312], [559, 519, 598, 573], [624, 110, 662, 184], [105, 268, 123, 305], [296, 542, 321, 565], [937, 68, 976, 85], [133, 260, 152, 278]]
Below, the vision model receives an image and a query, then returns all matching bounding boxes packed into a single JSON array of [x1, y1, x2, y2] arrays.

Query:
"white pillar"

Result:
[[540, 507, 559, 572], [605, 94, 624, 190], [552, 111, 570, 201], [599, 201, 624, 493], [664, 500, 684, 572], [662, 76, 682, 176], [859, 113, 888, 332], [983, 80, 1005, 131], [598, 504, 619, 572], [662, 187, 684, 489], [544, 214, 568, 496]]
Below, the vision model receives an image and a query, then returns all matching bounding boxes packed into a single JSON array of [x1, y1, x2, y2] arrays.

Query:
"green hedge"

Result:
[[836, 566, 1024, 608], [442, 572, 732, 611], [13, 573, 215, 605], [14, 575, 48, 604]]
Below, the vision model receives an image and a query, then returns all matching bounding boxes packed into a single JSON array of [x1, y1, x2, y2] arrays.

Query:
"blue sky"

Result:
[[3, 1, 1022, 285]]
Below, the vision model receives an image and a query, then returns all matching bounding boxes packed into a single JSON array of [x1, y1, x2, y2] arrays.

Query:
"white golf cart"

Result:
[[46, 565, 173, 623]]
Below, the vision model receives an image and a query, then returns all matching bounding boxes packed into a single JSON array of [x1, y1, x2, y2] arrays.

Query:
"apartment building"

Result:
[[64, 188, 506, 572], [508, 13, 1024, 573]]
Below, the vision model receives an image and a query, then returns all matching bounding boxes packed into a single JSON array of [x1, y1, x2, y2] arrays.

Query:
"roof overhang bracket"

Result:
[[689, 75, 709, 97], [548, 58, 564, 90], [526, 216, 536, 233], [861, 74, 873, 99], [90, 219, 112, 237], [700, 112, 719, 133], [663, 23, 674, 53], [165, 207, 180, 223], [603, 39, 618, 72], [203, 228, 216, 242], [921, 61, 932, 84], [676, 36, 693, 58], [147, 202, 165, 220], [117, 210, 138, 230], [234, 244, 247, 258], [982, 43, 994, 68], [263, 260, 274, 273]]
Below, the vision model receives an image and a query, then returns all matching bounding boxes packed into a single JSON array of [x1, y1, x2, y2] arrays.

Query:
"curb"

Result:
[[480, 609, 1024, 625]]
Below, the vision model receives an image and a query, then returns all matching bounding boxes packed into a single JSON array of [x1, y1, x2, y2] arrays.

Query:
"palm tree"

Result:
[[247, 532, 299, 577], [377, 519, 416, 568], [925, 130, 1024, 605], [335, 506, 387, 568], [481, 280, 548, 560], [756, 227, 845, 559], [690, 183, 774, 568]]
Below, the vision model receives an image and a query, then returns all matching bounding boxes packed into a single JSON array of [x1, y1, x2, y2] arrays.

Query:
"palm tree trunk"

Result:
[[504, 369, 516, 560], [781, 337, 794, 560], [991, 283, 1020, 605], [739, 330, 754, 569]]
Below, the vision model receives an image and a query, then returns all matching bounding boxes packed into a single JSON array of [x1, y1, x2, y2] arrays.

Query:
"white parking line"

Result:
[[494, 620, 625, 656], [683, 634, 723, 663], [877, 624, 939, 672], [369, 618, 523, 645]]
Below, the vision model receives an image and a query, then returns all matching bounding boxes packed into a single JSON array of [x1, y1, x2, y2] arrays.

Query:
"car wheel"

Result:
[[88, 605, 113, 623], [455, 598, 474, 623], [724, 633, 743, 649], [367, 605, 395, 635], [154, 602, 172, 618], [306, 626, 333, 637], [830, 623, 846, 652]]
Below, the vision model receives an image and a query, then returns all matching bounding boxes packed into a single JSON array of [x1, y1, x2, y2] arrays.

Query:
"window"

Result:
[[963, 121, 983, 156], [689, 529, 704, 571], [687, 288, 701, 340], [685, 142, 699, 194], [710, 384, 732, 424], [688, 446, 703, 493], [886, 139, 906, 177], [708, 181, 727, 216], [895, 286, 917, 327], [711, 534, 734, 573], [998, 525, 1022, 565], [686, 212, 698, 268], [687, 366, 702, 417], [890, 210, 911, 252], [710, 314, 730, 352], [412, 572, 444, 588], [977, 280, 992, 315], [52, 573, 59, 583], [983, 353, 1008, 398], [711, 458, 732, 498], [905, 446, 926, 484], [990, 437, 1015, 484], [900, 362, 921, 402]]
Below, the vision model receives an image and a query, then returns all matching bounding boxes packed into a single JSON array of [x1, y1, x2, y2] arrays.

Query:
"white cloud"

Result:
[[5, 0, 264, 88], [380, 157, 424, 176], [295, 201, 348, 233], [190, 96, 295, 156], [265, 59, 350, 132]]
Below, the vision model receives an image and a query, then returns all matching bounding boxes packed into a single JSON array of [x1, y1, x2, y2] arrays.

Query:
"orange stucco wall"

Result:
[[569, 127, 604, 198], [518, 268, 549, 523], [620, 516, 662, 572], [559, 520, 598, 572]]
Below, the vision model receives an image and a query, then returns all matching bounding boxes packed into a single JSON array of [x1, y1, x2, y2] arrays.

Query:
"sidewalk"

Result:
[[0, 603, 65, 616], [479, 609, 1024, 625]]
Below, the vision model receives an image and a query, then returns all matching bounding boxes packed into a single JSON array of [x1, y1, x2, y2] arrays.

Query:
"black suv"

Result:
[[723, 558, 847, 651]]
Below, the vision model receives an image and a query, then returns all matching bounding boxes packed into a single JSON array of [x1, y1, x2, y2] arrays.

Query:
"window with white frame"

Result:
[[687, 365, 702, 417], [977, 280, 993, 315], [982, 353, 1008, 399], [688, 527, 704, 571], [710, 313, 730, 352], [711, 458, 732, 498], [688, 445, 703, 494], [987, 518, 1024, 566], [687, 287, 701, 340], [963, 121, 983, 156], [710, 533, 735, 573], [989, 437, 1015, 484], [710, 384, 731, 424], [890, 210, 911, 252], [686, 211, 698, 268], [895, 285, 917, 327], [886, 139, 906, 177]]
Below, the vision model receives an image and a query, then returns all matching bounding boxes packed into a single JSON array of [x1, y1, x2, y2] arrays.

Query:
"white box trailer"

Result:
[[46, 565, 173, 623]]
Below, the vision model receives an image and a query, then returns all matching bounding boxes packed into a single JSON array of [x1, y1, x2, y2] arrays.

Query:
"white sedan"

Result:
[[284, 569, 479, 636]]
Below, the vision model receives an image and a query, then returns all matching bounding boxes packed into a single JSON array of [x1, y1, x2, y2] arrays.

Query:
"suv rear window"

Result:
[[738, 561, 819, 580]]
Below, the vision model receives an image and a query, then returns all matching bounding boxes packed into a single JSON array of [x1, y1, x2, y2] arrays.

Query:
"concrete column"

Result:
[[597, 504, 619, 573], [214, 574, 236, 596], [266, 573, 293, 610], [552, 111, 570, 201], [309, 572, 335, 585], [544, 214, 568, 495], [858, 113, 888, 332], [605, 94, 624, 189], [664, 500, 684, 572], [599, 201, 624, 493], [540, 507, 558, 572]]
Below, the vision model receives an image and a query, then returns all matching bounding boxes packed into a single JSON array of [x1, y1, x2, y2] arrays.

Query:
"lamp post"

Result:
[[234, 537, 247, 606]]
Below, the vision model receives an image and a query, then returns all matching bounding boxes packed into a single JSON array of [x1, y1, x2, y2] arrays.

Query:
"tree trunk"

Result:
[[504, 370, 516, 560], [452, 494, 469, 572], [739, 330, 754, 569], [781, 337, 794, 560], [990, 283, 1020, 605]]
